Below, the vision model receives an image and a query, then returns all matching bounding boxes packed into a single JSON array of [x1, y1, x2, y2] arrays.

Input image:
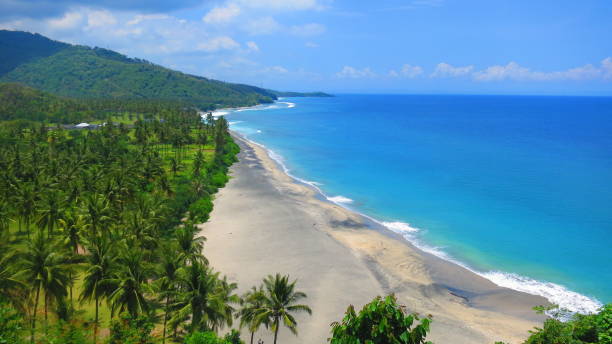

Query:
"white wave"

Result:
[[327, 195, 354, 204], [382, 221, 419, 233], [229, 121, 243, 125], [278, 101, 296, 108], [481, 271, 603, 315], [212, 111, 229, 117], [233, 132, 603, 315], [256, 130, 262, 133]]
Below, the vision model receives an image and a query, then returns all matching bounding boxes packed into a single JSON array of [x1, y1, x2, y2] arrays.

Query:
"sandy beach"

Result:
[[198, 134, 548, 344]]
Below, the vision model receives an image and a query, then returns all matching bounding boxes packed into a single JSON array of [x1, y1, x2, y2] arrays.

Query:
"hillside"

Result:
[[0, 30, 330, 110], [0, 82, 79, 122], [0, 82, 194, 124], [0, 30, 69, 76]]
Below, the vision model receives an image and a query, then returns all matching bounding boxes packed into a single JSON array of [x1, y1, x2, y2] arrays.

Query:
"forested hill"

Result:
[[0, 30, 328, 110]]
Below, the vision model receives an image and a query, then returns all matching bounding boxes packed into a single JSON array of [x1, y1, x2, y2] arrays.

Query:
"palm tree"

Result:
[[239, 286, 267, 344], [80, 234, 116, 344], [210, 275, 240, 331], [82, 193, 111, 236], [156, 243, 183, 344], [106, 246, 153, 317], [20, 230, 70, 343], [14, 182, 37, 236], [175, 224, 207, 265], [0, 236, 25, 306], [36, 189, 66, 237], [172, 262, 219, 333], [254, 274, 312, 344]]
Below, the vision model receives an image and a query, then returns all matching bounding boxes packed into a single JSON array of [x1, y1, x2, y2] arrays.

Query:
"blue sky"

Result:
[[1, 0, 611, 95]]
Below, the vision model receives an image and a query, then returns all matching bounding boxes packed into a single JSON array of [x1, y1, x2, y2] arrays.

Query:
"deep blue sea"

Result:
[[220, 94, 612, 313]]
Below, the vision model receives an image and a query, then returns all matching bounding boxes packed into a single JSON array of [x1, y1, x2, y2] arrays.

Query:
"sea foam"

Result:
[[327, 195, 354, 204]]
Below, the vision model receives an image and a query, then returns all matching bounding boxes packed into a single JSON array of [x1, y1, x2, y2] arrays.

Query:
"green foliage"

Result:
[[0, 103, 241, 343], [189, 197, 214, 223], [0, 301, 26, 344], [108, 313, 155, 344], [0, 31, 277, 110], [184, 330, 244, 344], [223, 330, 244, 344], [44, 321, 89, 344], [0, 30, 68, 76], [329, 294, 432, 344], [515, 304, 612, 344]]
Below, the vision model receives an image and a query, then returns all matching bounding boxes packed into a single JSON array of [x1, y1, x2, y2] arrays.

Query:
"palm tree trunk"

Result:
[[162, 296, 170, 344], [250, 331, 254, 344], [31, 286, 40, 344], [94, 295, 99, 344], [44, 292, 48, 335], [273, 317, 279, 344]]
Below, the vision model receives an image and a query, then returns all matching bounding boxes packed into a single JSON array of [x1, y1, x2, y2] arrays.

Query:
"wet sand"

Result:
[[198, 134, 546, 343]]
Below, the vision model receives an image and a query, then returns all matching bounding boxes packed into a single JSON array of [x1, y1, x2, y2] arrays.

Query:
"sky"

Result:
[[1, 0, 612, 95]]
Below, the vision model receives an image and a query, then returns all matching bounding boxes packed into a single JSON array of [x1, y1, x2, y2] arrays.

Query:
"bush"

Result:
[[188, 196, 214, 223], [329, 294, 432, 344], [0, 301, 26, 344], [184, 331, 243, 344], [108, 313, 155, 344], [517, 304, 611, 344]]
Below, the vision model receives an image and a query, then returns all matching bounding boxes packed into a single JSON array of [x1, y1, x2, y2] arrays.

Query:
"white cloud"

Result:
[[47, 11, 83, 29], [244, 16, 281, 35], [335, 66, 376, 79], [237, 0, 323, 11], [473, 61, 609, 82], [599, 57, 612, 79], [263, 65, 289, 73], [289, 23, 325, 36], [305, 41, 319, 48], [86, 10, 116, 29], [431, 62, 473, 78], [246, 41, 260, 52], [197, 36, 240, 52], [127, 14, 169, 26], [203, 3, 241, 24], [389, 64, 423, 78]]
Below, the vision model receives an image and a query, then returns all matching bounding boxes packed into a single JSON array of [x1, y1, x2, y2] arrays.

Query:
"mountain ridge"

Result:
[[0, 30, 331, 110]]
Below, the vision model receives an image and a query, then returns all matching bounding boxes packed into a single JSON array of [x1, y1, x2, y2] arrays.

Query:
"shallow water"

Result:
[[223, 94, 612, 313]]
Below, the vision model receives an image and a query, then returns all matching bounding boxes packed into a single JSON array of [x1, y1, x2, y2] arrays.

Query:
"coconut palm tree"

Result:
[[172, 262, 220, 333], [254, 274, 312, 344], [239, 286, 267, 344], [175, 224, 207, 265], [20, 230, 70, 343], [106, 246, 153, 317], [36, 189, 66, 237], [80, 234, 117, 344], [210, 275, 240, 331], [82, 193, 111, 236], [14, 182, 37, 236], [0, 236, 25, 306], [155, 243, 183, 344]]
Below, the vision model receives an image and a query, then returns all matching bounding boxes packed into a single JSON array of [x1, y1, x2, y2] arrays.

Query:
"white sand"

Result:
[[198, 135, 546, 344]]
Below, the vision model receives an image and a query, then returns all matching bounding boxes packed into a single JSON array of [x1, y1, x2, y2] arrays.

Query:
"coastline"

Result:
[[199, 132, 548, 344]]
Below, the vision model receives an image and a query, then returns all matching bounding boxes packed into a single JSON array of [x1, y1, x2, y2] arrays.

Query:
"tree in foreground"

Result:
[[239, 286, 267, 344], [329, 294, 432, 344], [519, 304, 612, 344], [253, 274, 312, 344], [20, 230, 70, 344]]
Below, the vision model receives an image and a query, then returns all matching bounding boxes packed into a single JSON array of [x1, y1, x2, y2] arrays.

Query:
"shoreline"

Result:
[[199, 132, 548, 343], [214, 99, 604, 315]]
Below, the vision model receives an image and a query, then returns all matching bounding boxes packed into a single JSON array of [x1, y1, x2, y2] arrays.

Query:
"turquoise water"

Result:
[[222, 94, 612, 313]]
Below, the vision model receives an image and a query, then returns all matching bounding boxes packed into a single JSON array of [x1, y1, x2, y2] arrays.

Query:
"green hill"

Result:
[[0, 30, 69, 76], [0, 30, 296, 109]]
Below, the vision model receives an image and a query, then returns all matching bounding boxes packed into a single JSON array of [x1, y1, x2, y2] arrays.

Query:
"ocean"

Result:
[[219, 94, 612, 314]]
